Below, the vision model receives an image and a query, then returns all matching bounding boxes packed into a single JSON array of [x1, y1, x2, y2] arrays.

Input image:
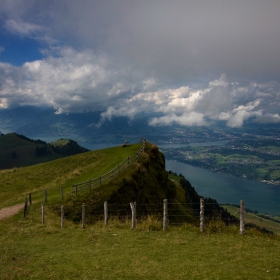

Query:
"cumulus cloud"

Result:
[[148, 112, 206, 127], [0, 47, 154, 113], [1, 50, 280, 128], [227, 109, 263, 128]]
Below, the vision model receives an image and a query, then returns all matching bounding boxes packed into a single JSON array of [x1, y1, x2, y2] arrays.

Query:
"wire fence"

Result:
[[17, 138, 280, 235], [67, 140, 146, 196], [23, 199, 280, 235], [16, 140, 146, 206]]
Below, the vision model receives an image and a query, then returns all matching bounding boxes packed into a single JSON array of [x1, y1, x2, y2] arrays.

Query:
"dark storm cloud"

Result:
[[35, 0, 280, 83], [2, 0, 280, 82]]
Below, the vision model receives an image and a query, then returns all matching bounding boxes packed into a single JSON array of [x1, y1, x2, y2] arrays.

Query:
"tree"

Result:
[[12, 150, 18, 159]]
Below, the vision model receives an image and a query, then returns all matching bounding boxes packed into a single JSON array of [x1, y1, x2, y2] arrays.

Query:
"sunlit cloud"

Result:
[[148, 112, 206, 127]]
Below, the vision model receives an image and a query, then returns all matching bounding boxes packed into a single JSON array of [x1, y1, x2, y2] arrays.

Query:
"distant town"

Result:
[[158, 126, 280, 185]]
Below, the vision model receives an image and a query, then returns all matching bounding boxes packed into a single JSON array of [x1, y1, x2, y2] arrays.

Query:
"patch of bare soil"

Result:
[[0, 203, 24, 220]]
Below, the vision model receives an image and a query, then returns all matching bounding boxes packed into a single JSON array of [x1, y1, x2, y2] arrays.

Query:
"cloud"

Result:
[[1, 0, 280, 128], [1, 1, 280, 83], [148, 112, 206, 127], [254, 113, 280, 124], [4, 19, 56, 44], [97, 74, 280, 127], [226, 109, 263, 128], [1, 50, 280, 128], [0, 47, 154, 113], [5, 19, 45, 36]]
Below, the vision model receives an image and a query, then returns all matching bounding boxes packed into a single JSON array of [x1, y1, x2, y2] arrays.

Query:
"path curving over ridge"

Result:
[[0, 203, 24, 220]]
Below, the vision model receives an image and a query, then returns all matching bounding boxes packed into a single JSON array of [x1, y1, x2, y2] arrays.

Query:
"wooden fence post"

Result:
[[82, 203, 85, 229], [41, 203, 44, 224], [61, 205, 64, 228], [44, 189, 47, 203], [240, 200, 245, 235], [29, 193, 32, 205], [163, 199, 168, 231], [60, 187, 64, 200], [130, 202, 136, 229], [200, 198, 204, 233], [23, 197, 28, 218], [104, 201, 108, 227]]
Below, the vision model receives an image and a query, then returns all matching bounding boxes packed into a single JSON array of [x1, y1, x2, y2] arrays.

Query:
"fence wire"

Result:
[[22, 199, 280, 236]]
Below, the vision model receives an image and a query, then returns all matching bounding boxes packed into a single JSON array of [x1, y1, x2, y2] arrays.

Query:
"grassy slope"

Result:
[[56, 142, 195, 225], [1, 210, 280, 279], [223, 205, 280, 235], [0, 143, 141, 208], [0, 133, 62, 169]]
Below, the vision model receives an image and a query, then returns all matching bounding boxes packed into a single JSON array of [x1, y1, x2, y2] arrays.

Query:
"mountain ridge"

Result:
[[0, 132, 89, 169]]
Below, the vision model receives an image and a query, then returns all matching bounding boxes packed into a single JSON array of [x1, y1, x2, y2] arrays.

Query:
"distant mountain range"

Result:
[[0, 106, 167, 144], [1, 106, 280, 145]]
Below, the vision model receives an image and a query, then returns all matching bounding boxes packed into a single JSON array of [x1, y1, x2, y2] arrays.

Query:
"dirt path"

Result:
[[0, 203, 24, 220]]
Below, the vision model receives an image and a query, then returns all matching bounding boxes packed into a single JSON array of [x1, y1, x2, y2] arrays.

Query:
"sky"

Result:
[[0, 0, 280, 128]]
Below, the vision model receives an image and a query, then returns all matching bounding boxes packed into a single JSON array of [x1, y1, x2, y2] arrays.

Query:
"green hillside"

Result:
[[1, 141, 280, 279], [0, 142, 141, 209], [0, 133, 89, 169], [54, 142, 197, 225], [223, 205, 280, 235]]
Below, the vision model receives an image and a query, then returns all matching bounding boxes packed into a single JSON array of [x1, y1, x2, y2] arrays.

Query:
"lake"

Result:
[[165, 159, 280, 215]]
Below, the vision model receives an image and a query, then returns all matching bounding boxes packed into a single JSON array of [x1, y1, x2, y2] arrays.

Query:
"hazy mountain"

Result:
[[1, 106, 280, 145], [0, 106, 169, 144]]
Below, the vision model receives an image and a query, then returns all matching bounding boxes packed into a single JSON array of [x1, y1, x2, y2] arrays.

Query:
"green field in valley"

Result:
[[162, 139, 280, 184]]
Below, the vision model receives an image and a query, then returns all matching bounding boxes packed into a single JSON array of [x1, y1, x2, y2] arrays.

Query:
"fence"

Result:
[[21, 140, 146, 205], [24, 199, 259, 235], [67, 140, 146, 196]]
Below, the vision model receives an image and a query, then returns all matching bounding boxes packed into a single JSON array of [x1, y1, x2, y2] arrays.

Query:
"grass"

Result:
[[0, 144, 141, 208], [1, 144, 280, 279], [0, 133, 64, 169], [1, 208, 280, 279], [223, 205, 280, 235]]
